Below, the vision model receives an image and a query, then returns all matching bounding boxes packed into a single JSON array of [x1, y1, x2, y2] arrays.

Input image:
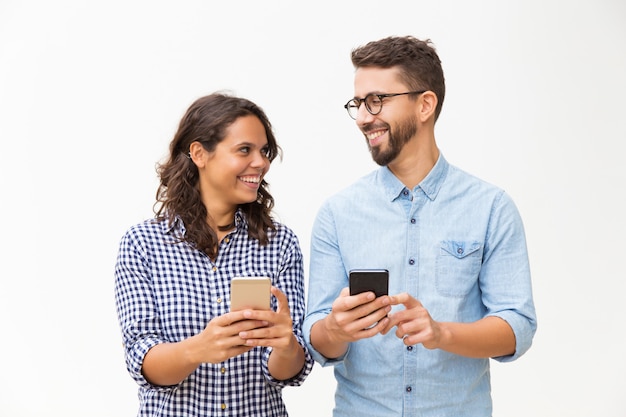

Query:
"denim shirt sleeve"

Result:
[[481, 191, 537, 362], [303, 200, 352, 366]]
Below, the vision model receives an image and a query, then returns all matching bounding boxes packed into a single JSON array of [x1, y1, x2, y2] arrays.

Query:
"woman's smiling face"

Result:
[[197, 114, 271, 209]]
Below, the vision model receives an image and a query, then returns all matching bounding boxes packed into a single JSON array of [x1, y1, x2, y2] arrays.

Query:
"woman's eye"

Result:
[[239, 146, 250, 154]]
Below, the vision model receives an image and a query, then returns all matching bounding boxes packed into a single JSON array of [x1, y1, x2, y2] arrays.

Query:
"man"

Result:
[[303, 36, 537, 416]]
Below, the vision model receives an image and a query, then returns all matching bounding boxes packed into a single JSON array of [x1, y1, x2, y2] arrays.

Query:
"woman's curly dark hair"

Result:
[[154, 92, 282, 259]]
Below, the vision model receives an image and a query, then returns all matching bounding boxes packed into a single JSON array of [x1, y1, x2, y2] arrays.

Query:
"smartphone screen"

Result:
[[230, 276, 271, 311], [349, 269, 389, 297]]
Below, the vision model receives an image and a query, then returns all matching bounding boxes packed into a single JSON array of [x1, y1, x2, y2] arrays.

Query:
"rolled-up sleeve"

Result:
[[114, 229, 174, 390], [481, 191, 537, 362]]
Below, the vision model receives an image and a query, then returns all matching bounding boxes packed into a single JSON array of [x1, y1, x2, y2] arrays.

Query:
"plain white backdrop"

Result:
[[1, 1, 625, 416]]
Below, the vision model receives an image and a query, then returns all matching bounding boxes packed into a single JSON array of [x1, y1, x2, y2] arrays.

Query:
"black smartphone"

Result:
[[349, 269, 389, 297]]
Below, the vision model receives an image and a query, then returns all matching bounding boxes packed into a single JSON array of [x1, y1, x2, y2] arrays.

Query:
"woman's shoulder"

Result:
[[265, 220, 302, 249], [270, 220, 298, 239], [120, 217, 170, 242]]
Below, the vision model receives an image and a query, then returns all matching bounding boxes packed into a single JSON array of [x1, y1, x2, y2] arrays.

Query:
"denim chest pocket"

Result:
[[435, 240, 483, 297]]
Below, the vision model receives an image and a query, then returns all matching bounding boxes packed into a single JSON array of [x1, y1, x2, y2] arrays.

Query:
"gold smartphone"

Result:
[[230, 276, 271, 311]]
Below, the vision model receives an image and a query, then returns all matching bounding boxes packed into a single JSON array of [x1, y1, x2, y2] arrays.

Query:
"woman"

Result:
[[115, 92, 313, 416]]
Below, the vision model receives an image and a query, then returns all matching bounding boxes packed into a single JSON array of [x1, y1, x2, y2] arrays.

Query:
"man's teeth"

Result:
[[240, 176, 260, 183], [367, 130, 386, 140]]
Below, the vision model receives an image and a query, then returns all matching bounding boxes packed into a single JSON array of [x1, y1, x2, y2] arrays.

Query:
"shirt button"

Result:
[[224, 238, 230, 243], [212, 266, 217, 272], [457, 247, 463, 255], [406, 386, 412, 393], [409, 259, 415, 265], [403, 190, 409, 196], [407, 345, 413, 351], [221, 403, 226, 410], [410, 218, 416, 224], [221, 367, 226, 374], [217, 298, 222, 304]]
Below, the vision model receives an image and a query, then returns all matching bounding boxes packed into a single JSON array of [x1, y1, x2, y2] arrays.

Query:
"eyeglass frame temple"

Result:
[[343, 90, 427, 119]]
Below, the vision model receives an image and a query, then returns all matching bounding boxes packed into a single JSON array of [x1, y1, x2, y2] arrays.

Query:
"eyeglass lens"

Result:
[[346, 94, 383, 119]]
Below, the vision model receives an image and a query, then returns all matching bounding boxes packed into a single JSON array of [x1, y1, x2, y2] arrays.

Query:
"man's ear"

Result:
[[189, 141, 205, 167], [418, 91, 438, 123]]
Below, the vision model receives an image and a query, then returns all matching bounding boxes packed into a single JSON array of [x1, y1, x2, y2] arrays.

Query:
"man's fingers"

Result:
[[389, 292, 422, 309], [336, 289, 389, 313]]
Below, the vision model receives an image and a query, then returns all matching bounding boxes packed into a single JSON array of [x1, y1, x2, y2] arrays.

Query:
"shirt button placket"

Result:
[[404, 191, 419, 417], [219, 366, 227, 412], [403, 288, 417, 415]]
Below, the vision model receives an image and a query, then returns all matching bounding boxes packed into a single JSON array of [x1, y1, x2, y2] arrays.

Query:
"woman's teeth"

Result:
[[239, 176, 260, 183]]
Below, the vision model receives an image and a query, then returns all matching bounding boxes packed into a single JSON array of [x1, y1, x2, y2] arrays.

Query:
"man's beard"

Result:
[[367, 115, 418, 166]]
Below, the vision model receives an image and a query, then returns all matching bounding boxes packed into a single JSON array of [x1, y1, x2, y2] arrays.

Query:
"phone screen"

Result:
[[349, 269, 389, 297]]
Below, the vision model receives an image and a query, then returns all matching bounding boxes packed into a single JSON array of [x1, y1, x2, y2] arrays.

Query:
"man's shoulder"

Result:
[[446, 163, 504, 194], [323, 169, 380, 201]]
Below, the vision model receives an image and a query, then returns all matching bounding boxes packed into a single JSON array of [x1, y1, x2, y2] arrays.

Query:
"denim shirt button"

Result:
[[409, 259, 415, 265], [406, 386, 412, 393], [407, 345, 413, 351], [457, 247, 463, 255], [410, 218, 416, 224]]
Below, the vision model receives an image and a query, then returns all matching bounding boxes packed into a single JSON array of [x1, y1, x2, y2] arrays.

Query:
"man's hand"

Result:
[[310, 287, 391, 359], [383, 292, 516, 358], [382, 292, 444, 349]]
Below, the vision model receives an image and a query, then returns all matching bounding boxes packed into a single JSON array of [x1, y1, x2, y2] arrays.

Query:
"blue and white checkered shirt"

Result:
[[115, 210, 313, 416]]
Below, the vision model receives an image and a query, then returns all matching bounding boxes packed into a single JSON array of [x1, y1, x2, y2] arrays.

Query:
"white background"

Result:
[[1, 1, 625, 416]]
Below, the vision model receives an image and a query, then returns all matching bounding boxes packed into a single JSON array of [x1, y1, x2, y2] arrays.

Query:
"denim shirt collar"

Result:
[[379, 152, 449, 202]]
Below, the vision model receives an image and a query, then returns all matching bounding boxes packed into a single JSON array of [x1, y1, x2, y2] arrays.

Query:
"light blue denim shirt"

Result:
[[303, 154, 537, 417]]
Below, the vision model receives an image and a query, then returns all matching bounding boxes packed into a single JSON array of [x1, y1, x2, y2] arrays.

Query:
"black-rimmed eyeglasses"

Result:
[[343, 90, 426, 120]]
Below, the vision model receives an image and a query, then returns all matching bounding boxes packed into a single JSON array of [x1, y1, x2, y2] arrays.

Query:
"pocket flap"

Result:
[[440, 240, 482, 259]]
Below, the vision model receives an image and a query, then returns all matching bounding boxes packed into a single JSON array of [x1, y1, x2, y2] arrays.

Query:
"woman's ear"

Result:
[[188, 141, 205, 167], [418, 91, 438, 123]]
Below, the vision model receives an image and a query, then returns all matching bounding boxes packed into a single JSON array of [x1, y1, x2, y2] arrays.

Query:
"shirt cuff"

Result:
[[126, 336, 178, 390], [489, 310, 537, 362], [303, 312, 349, 366], [262, 336, 315, 387]]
